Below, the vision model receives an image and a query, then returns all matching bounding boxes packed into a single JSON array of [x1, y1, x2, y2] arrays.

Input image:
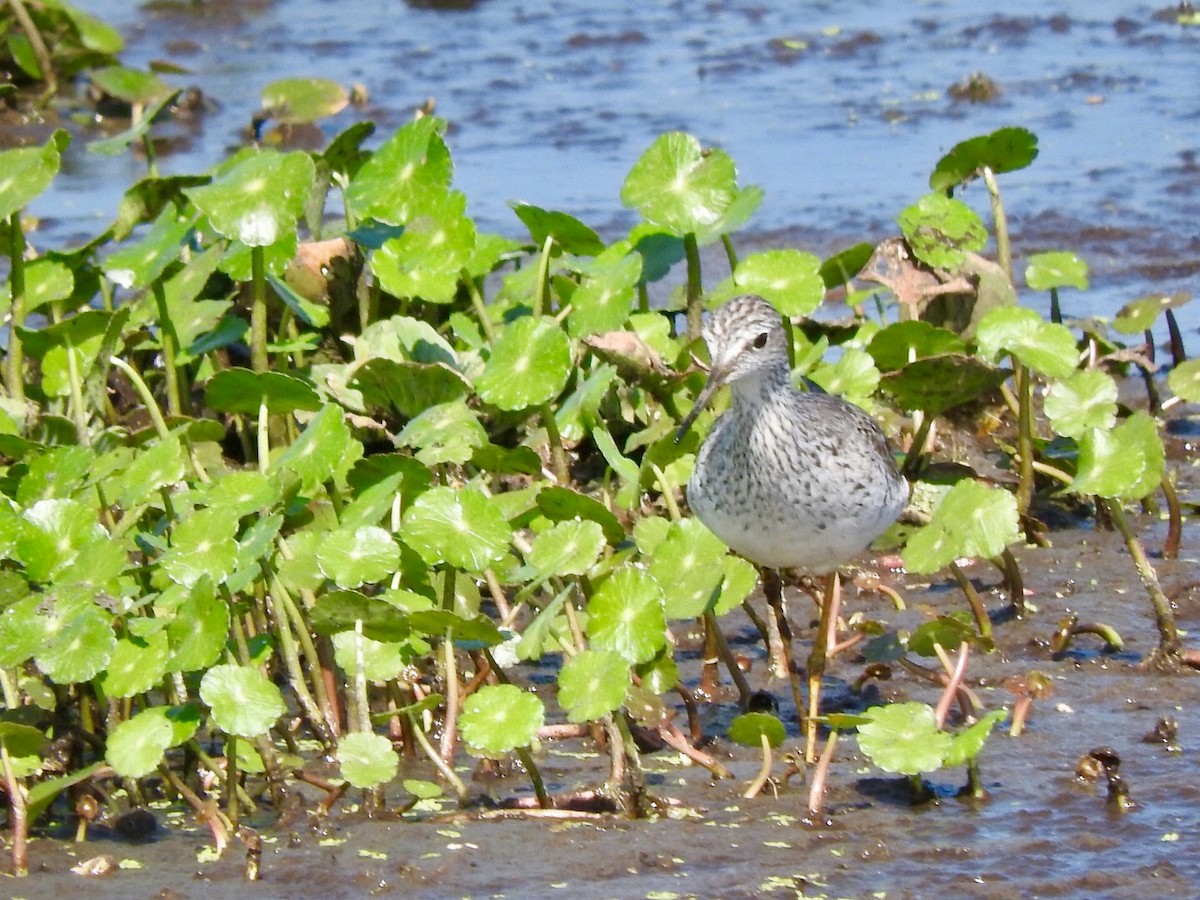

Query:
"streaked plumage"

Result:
[[681, 294, 907, 571]]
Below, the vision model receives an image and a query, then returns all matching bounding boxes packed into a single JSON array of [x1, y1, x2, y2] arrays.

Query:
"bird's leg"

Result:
[[805, 571, 841, 764], [702, 609, 753, 707], [764, 568, 805, 733]]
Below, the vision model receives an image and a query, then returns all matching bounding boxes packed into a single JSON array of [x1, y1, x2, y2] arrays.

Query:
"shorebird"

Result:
[[676, 294, 908, 761]]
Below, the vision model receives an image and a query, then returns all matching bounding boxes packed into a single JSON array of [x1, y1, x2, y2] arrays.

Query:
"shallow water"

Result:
[[38, 0, 1200, 332]]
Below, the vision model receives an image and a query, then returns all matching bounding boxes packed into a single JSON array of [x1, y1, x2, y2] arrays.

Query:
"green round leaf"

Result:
[[186, 149, 316, 247], [36, 601, 115, 683], [205, 368, 322, 415], [161, 507, 240, 588], [867, 321, 967, 372], [476, 316, 572, 411], [165, 582, 230, 673], [1113, 292, 1191, 336], [1168, 359, 1200, 403], [106, 711, 174, 778], [344, 117, 453, 225], [317, 525, 400, 588], [648, 519, 726, 619], [728, 712, 786, 749], [1044, 369, 1118, 439], [271, 404, 363, 493], [897, 193, 987, 271], [536, 486, 626, 546], [396, 399, 488, 466], [902, 480, 1020, 575], [1071, 412, 1164, 501], [878, 354, 1010, 416], [400, 486, 512, 573], [1025, 251, 1088, 292], [371, 190, 475, 303], [200, 664, 287, 738], [311, 590, 410, 643], [725, 249, 824, 316], [511, 202, 605, 256], [557, 649, 631, 724], [974, 307, 1078, 379], [261, 77, 349, 124], [337, 731, 400, 789], [819, 242, 875, 289], [100, 632, 170, 698], [0, 131, 66, 222], [332, 631, 408, 682], [929, 127, 1039, 193], [459, 684, 544, 754], [620, 132, 740, 238], [856, 702, 952, 775], [527, 520, 606, 578], [944, 709, 1008, 768], [586, 567, 667, 664], [91, 65, 173, 105]]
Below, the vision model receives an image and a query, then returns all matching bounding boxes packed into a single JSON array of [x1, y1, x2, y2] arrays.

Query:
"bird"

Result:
[[676, 294, 909, 762]]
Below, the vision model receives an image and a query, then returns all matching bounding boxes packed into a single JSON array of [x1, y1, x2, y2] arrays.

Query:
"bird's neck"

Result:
[[729, 363, 793, 407]]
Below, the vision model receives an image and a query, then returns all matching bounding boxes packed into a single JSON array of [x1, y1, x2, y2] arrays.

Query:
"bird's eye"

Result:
[[752, 332, 768, 349]]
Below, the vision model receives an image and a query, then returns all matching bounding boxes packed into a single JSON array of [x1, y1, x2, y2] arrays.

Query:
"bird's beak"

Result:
[[674, 364, 728, 444]]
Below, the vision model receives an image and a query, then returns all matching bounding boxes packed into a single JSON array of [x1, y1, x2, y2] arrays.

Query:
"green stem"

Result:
[[263, 569, 335, 747], [720, 234, 739, 273], [949, 561, 993, 640], [64, 335, 89, 444], [1048, 287, 1062, 325], [901, 413, 935, 480], [250, 245, 269, 373], [515, 744, 551, 809], [534, 234, 555, 316], [353, 620, 370, 732], [1161, 474, 1182, 560], [7, 0, 55, 100], [1, 741, 28, 877], [651, 463, 681, 522], [225, 734, 239, 830], [981, 166, 1012, 286], [1104, 500, 1181, 665], [405, 711, 469, 803], [540, 402, 570, 484], [108, 356, 172, 440], [1014, 362, 1035, 517], [463, 272, 497, 343], [997, 547, 1026, 616], [5, 212, 26, 404], [683, 232, 703, 342], [257, 400, 270, 474]]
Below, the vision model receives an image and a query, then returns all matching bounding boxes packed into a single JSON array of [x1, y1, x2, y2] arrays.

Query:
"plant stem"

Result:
[[7, 0, 55, 99], [997, 547, 1026, 616], [702, 609, 752, 707], [1104, 499, 1181, 666], [1014, 362, 1035, 517], [250, 245, 269, 372], [64, 333, 90, 444], [540, 402, 570, 484], [1165, 309, 1186, 366], [534, 235, 554, 316], [901, 413, 934, 480], [1048, 287, 1062, 324], [5, 212, 26, 405], [683, 232, 703, 342], [949, 561, 993, 640], [108, 356, 172, 439], [515, 744, 550, 809], [742, 734, 773, 799], [226, 734, 239, 830], [807, 730, 839, 817], [721, 234, 739, 273], [463, 272, 497, 342], [981, 166, 1012, 285], [1161, 475, 1181, 560], [405, 711, 469, 803], [151, 280, 185, 417], [1, 741, 27, 877], [439, 628, 459, 765]]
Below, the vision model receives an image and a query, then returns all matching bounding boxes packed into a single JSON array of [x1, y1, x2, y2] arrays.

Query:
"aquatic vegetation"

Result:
[[0, 60, 1195, 880]]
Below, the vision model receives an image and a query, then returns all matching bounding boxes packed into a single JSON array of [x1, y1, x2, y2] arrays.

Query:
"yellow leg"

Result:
[[805, 572, 841, 764]]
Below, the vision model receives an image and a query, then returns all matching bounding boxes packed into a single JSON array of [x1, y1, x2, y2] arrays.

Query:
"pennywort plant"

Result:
[[0, 105, 1192, 879]]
